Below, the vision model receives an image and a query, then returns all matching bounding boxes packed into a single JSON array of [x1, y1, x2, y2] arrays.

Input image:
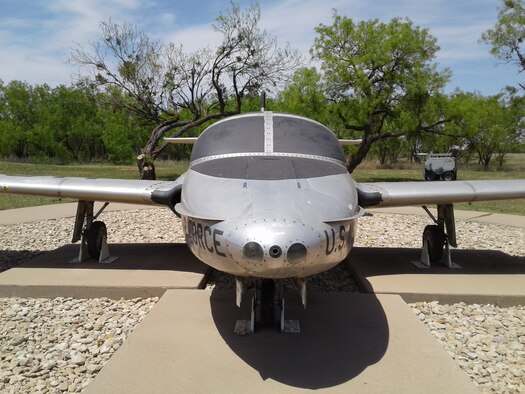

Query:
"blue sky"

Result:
[[0, 0, 521, 95]]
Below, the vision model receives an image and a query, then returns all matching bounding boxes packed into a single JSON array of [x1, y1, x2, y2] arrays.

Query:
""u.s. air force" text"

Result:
[[185, 218, 226, 257]]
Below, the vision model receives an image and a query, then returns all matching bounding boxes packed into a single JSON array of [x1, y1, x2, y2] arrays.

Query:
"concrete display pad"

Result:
[[0, 243, 209, 298], [348, 247, 525, 305], [85, 290, 476, 394]]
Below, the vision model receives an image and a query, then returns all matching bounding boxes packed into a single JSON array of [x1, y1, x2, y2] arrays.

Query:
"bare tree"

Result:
[[70, 2, 301, 179]]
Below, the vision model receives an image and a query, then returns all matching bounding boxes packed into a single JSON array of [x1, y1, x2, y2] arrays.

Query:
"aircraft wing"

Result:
[[0, 173, 186, 208], [356, 180, 525, 208]]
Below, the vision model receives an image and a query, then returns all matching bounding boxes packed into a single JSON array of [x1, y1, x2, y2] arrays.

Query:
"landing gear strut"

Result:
[[70, 201, 117, 264], [234, 278, 305, 335]]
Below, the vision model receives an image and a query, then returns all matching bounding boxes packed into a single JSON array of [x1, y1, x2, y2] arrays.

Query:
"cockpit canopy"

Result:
[[190, 112, 346, 163]]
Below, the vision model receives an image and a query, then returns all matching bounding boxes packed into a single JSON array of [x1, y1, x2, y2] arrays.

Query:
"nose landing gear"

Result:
[[234, 278, 305, 335]]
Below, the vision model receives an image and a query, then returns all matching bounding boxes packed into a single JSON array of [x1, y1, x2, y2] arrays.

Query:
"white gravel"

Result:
[[0, 208, 524, 393], [411, 301, 525, 393], [0, 297, 157, 393]]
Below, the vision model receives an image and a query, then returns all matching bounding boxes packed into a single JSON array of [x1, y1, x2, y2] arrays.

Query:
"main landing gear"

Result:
[[70, 200, 117, 264], [416, 204, 459, 268], [234, 277, 306, 335]]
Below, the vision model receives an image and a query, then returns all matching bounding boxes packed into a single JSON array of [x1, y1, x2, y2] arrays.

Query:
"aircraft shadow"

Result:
[[0, 243, 208, 274], [349, 247, 525, 276], [210, 289, 389, 389]]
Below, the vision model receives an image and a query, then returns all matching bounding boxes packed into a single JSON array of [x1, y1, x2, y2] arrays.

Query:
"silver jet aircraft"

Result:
[[2, 111, 525, 333]]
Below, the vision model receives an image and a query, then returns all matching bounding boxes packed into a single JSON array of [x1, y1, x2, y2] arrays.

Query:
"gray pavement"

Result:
[[85, 290, 477, 394]]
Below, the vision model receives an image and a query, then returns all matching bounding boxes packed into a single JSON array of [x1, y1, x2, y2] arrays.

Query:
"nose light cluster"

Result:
[[241, 242, 307, 264]]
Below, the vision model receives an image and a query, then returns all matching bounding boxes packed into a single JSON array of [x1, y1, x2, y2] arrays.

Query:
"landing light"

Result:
[[287, 243, 307, 265], [242, 242, 264, 264]]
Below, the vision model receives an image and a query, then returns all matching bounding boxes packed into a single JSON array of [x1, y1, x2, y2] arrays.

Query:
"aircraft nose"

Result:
[[225, 218, 324, 278]]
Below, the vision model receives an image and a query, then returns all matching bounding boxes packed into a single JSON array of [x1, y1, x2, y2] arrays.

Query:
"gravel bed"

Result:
[[0, 297, 157, 393], [0, 208, 524, 392], [411, 302, 525, 393]]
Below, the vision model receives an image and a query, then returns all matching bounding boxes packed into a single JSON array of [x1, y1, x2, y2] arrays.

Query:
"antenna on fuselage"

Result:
[[260, 91, 266, 112]]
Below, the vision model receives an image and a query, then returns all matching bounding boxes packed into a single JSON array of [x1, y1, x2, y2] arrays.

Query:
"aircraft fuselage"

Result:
[[174, 112, 363, 278]]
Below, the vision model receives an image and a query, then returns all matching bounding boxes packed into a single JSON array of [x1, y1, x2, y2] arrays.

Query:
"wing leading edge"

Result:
[[0, 174, 186, 209], [356, 180, 525, 208]]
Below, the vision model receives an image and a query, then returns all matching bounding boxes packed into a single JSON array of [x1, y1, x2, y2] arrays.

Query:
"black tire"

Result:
[[260, 280, 276, 327], [423, 225, 445, 263], [87, 221, 107, 259], [425, 171, 437, 181], [441, 171, 454, 181]]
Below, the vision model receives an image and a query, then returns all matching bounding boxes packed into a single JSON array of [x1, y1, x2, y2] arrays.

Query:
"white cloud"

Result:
[[432, 24, 493, 63], [0, 49, 71, 86], [160, 13, 176, 25], [0, 17, 35, 29], [161, 24, 222, 51], [0, 0, 154, 85], [0, 0, 518, 94]]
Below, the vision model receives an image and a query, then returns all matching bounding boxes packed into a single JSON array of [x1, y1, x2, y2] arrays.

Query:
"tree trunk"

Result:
[[346, 139, 374, 173], [136, 153, 156, 180]]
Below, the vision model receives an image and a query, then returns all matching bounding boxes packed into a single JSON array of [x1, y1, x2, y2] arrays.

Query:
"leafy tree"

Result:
[[91, 87, 148, 163], [70, 2, 300, 179], [481, 0, 525, 89], [32, 86, 105, 161], [277, 67, 331, 125], [444, 92, 521, 167], [0, 81, 149, 164], [311, 15, 451, 172], [0, 81, 45, 158], [371, 137, 408, 166]]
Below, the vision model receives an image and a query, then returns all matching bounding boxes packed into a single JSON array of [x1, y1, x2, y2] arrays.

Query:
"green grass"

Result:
[[1, 159, 525, 215]]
